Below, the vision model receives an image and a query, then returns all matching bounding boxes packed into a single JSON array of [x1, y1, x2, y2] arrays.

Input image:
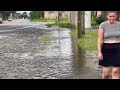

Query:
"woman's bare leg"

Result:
[[111, 67, 120, 79], [102, 67, 111, 79]]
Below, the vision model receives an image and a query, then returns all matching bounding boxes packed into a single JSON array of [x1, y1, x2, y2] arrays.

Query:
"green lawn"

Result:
[[70, 28, 98, 51]]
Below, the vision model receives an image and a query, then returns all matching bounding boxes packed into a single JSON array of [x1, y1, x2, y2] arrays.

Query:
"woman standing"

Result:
[[98, 11, 120, 79]]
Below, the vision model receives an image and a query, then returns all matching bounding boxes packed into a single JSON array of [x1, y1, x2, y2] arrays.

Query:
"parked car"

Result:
[[8, 18, 12, 21], [0, 18, 3, 24]]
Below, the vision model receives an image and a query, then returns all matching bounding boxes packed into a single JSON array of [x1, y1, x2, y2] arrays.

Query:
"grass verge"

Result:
[[70, 28, 98, 51]]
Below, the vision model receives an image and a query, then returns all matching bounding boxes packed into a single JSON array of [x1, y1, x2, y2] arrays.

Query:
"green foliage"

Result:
[[91, 15, 105, 25], [45, 22, 74, 28], [91, 11, 105, 25], [45, 17, 72, 28], [70, 28, 98, 51], [29, 11, 44, 20], [31, 18, 58, 22], [0, 11, 16, 20], [91, 11, 97, 26], [95, 16, 105, 24], [91, 19, 98, 26]]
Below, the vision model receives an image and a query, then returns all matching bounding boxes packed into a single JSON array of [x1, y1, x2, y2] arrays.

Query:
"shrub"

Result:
[[91, 19, 97, 26], [45, 22, 74, 28], [95, 16, 105, 24]]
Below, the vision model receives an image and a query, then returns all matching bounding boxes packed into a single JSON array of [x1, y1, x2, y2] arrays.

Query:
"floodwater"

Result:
[[0, 26, 101, 79]]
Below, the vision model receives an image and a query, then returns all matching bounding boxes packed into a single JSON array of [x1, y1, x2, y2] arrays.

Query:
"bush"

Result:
[[45, 22, 74, 28], [91, 13, 98, 26], [95, 16, 105, 24], [91, 19, 97, 26], [57, 22, 73, 28], [31, 18, 58, 22]]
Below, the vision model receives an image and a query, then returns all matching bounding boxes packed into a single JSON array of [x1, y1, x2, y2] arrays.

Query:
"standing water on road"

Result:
[[0, 26, 101, 79]]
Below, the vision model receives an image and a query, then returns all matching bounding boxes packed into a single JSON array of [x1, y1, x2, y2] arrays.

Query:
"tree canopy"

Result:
[[29, 11, 44, 20], [0, 11, 16, 20]]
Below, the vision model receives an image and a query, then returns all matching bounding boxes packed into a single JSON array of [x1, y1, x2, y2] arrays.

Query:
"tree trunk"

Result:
[[81, 11, 85, 34]]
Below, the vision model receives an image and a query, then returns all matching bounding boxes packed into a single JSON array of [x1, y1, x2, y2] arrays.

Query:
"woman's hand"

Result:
[[98, 51, 103, 60]]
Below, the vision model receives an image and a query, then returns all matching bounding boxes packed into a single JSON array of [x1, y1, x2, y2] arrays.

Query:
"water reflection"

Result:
[[71, 38, 86, 75], [70, 37, 100, 79]]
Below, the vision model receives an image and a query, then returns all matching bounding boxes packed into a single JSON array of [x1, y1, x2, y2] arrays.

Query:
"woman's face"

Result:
[[106, 12, 117, 24]]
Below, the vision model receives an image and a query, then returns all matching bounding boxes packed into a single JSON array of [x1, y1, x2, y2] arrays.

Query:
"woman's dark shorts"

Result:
[[99, 43, 120, 67]]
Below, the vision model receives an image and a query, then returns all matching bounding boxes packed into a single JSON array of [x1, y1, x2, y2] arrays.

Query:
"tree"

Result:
[[21, 12, 28, 19], [0, 11, 16, 20], [22, 12, 27, 15], [29, 11, 44, 20]]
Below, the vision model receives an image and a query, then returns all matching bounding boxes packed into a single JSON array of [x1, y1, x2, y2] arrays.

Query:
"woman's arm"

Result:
[[98, 28, 104, 60], [98, 28, 104, 52]]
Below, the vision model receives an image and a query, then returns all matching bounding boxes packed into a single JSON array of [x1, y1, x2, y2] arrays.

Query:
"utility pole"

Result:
[[81, 11, 85, 34], [76, 11, 85, 38], [58, 11, 62, 22], [58, 11, 60, 22], [76, 11, 81, 39]]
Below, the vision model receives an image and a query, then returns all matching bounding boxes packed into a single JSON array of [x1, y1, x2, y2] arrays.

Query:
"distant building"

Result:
[[44, 11, 58, 19], [44, 11, 70, 19]]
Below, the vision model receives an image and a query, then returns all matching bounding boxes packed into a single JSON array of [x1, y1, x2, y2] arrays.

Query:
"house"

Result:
[[44, 11, 70, 19], [44, 11, 58, 19]]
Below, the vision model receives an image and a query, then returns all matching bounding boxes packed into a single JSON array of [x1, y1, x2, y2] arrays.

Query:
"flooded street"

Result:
[[0, 24, 101, 79]]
